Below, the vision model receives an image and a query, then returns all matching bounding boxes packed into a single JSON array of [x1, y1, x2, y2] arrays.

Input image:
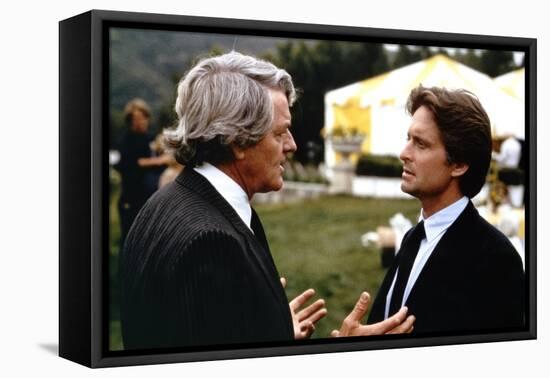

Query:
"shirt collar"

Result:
[[194, 162, 252, 229], [420, 196, 469, 242]]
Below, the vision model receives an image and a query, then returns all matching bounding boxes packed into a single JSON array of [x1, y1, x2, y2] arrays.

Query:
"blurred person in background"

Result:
[[114, 98, 168, 245], [492, 134, 522, 169]]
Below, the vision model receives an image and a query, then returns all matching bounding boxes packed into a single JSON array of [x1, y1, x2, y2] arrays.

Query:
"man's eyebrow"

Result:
[[408, 132, 429, 143], [413, 135, 430, 144]]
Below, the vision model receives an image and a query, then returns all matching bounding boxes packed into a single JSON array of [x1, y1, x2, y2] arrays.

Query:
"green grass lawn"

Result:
[[109, 184, 420, 349], [257, 195, 419, 338]]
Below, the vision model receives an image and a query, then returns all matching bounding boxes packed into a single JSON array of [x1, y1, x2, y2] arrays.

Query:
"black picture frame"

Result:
[[59, 9, 537, 368]]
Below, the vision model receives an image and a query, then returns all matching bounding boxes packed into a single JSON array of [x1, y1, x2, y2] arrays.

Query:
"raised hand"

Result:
[[331, 292, 415, 337], [281, 277, 328, 339]]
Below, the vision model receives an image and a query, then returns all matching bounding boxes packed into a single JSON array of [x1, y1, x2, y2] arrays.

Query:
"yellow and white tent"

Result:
[[324, 54, 525, 173], [495, 67, 525, 101]]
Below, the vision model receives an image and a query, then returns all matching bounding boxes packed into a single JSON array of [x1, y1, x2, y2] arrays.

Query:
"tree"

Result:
[[479, 50, 516, 77], [392, 45, 422, 69], [345, 42, 389, 85], [455, 49, 483, 71]]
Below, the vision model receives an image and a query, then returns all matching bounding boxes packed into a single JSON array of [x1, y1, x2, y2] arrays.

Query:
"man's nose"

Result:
[[284, 130, 297, 153], [400, 142, 412, 162]]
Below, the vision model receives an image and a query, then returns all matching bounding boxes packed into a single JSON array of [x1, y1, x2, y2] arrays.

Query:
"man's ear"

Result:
[[451, 162, 469, 178], [230, 144, 246, 160]]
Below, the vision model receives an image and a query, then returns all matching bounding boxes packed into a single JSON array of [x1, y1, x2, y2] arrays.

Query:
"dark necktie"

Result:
[[389, 221, 425, 315]]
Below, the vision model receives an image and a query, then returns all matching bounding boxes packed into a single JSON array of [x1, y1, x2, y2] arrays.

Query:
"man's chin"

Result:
[[400, 182, 414, 195], [272, 181, 284, 192], [261, 180, 284, 194]]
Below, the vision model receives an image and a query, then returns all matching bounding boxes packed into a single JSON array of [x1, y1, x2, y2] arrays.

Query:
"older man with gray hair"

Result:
[[120, 52, 413, 350]]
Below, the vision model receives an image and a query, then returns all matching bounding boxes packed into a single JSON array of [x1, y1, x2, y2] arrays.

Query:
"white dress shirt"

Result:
[[384, 196, 469, 318], [194, 162, 253, 231]]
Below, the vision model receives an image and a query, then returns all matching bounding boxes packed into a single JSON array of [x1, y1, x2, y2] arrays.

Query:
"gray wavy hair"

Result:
[[164, 51, 296, 167]]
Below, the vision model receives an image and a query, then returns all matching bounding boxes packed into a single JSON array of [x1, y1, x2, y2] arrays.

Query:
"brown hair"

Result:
[[123, 98, 151, 126], [406, 86, 492, 198]]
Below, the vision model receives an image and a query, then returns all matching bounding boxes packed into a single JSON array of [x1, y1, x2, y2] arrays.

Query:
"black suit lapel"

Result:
[[368, 262, 399, 323], [250, 208, 270, 252], [249, 207, 282, 283], [404, 201, 477, 307], [175, 168, 289, 311], [175, 168, 252, 235], [249, 208, 291, 307], [370, 203, 478, 323], [368, 225, 417, 323]]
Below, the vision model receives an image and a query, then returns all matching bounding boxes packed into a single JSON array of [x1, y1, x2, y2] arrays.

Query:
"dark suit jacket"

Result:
[[120, 168, 294, 350], [368, 201, 525, 335]]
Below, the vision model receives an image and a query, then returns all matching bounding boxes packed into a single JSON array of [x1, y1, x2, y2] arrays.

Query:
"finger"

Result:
[[387, 315, 416, 334], [367, 306, 409, 335], [297, 308, 327, 332], [300, 321, 315, 339], [299, 320, 313, 332], [346, 292, 371, 323], [296, 299, 326, 322], [289, 288, 316, 311], [337, 292, 370, 336], [303, 307, 328, 325], [331, 330, 340, 337], [295, 321, 312, 340], [280, 277, 287, 288]]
